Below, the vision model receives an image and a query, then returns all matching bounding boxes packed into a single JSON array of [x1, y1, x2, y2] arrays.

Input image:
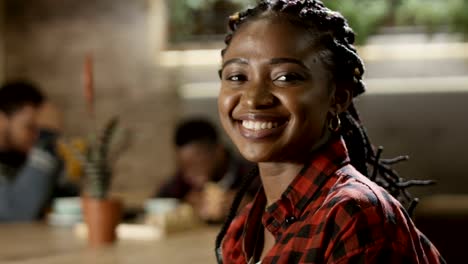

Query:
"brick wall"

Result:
[[2, 0, 179, 204]]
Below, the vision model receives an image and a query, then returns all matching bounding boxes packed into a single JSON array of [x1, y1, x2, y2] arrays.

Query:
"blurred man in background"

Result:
[[0, 81, 63, 222], [156, 118, 258, 222]]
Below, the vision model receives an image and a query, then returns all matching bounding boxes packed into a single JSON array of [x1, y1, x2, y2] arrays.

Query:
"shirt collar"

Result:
[[245, 136, 351, 240]]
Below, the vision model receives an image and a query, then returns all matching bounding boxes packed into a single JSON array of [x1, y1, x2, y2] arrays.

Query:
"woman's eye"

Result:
[[274, 73, 304, 82], [226, 74, 247, 82]]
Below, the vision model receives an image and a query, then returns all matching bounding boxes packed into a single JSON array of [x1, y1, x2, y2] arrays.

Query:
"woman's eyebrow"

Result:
[[221, 58, 249, 69], [269, 58, 309, 70]]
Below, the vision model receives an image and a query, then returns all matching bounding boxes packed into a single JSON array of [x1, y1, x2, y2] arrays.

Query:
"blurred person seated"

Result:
[[155, 118, 258, 222], [0, 81, 72, 222], [40, 103, 80, 199]]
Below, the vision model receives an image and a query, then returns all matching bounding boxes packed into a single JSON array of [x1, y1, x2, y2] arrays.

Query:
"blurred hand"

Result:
[[37, 102, 63, 133], [199, 182, 234, 222]]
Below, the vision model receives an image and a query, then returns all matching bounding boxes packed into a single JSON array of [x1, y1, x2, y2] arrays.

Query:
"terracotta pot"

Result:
[[81, 197, 122, 247]]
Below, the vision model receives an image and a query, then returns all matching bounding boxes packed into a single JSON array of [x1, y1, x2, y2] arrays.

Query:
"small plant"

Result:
[[61, 54, 130, 199], [61, 116, 129, 199], [83, 117, 119, 199]]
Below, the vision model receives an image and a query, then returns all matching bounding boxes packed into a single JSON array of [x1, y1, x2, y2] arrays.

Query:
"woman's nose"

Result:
[[242, 80, 276, 109]]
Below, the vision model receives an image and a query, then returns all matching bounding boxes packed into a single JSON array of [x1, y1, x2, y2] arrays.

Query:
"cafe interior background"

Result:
[[0, 0, 467, 263]]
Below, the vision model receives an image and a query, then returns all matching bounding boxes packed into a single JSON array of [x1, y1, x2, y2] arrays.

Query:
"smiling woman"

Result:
[[218, 17, 338, 163], [215, 1, 445, 264]]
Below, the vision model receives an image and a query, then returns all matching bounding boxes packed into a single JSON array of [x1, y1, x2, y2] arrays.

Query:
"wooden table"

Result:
[[0, 223, 219, 264]]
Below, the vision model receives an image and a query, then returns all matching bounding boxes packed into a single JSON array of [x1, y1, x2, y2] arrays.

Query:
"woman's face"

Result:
[[218, 16, 337, 163]]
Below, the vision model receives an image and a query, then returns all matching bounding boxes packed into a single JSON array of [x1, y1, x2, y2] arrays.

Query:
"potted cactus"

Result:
[[75, 54, 126, 246], [62, 116, 128, 246], [80, 117, 123, 247]]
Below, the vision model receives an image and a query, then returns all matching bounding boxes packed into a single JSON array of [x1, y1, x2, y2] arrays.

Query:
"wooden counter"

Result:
[[0, 223, 219, 264]]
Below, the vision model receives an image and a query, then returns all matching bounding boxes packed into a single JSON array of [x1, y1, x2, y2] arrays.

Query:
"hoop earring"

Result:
[[328, 113, 341, 132]]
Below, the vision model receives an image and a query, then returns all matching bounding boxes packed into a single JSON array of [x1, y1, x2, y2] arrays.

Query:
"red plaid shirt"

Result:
[[221, 137, 445, 264]]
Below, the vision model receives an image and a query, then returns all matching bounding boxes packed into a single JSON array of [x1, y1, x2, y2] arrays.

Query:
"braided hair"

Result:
[[216, 1, 433, 262]]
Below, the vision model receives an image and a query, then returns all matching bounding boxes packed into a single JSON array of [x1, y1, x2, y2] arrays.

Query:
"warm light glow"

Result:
[[160, 42, 468, 67], [179, 76, 468, 99]]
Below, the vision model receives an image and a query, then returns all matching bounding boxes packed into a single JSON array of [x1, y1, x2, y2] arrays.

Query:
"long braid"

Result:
[[216, 1, 433, 262], [215, 165, 258, 263]]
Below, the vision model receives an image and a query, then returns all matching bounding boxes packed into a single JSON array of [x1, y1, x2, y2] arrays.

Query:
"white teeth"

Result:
[[241, 120, 280, 131], [254, 122, 260, 130]]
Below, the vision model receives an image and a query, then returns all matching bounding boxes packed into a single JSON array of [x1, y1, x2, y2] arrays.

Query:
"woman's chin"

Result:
[[237, 146, 275, 163]]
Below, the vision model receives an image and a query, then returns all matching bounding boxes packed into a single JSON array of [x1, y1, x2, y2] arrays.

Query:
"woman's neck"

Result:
[[258, 130, 332, 207], [258, 162, 303, 206]]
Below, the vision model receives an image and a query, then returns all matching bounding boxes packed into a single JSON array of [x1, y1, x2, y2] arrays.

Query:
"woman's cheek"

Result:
[[218, 89, 239, 118]]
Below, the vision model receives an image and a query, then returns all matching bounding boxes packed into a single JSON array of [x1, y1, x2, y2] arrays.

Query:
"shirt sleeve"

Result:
[[324, 188, 446, 264], [332, 241, 412, 264], [0, 147, 60, 222], [333, 240, 446, 264]]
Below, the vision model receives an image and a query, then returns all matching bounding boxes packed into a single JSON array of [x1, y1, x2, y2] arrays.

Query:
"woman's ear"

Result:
[[330, 88, 352, 114], [0, 112, 8, 141], [0, 112, 8, 127], [215, 143, 225, 158]]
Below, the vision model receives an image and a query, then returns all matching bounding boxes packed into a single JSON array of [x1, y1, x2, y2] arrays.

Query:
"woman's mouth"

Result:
[[235, 117, 288, 140], [241, 120, 281, 130]]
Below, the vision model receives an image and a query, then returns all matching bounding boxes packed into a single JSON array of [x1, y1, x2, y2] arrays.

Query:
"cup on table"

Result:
[[48, 197, 82, 226], [144, 198, 179, 215]]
